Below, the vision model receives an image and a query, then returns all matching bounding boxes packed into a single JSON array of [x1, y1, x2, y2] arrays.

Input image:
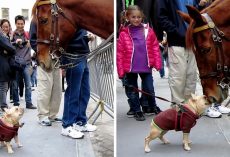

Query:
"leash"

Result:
[[122, 82, 186, 112]]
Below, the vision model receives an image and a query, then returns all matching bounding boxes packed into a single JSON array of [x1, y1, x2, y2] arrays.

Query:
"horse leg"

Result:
[[144, 127, 161, 153]]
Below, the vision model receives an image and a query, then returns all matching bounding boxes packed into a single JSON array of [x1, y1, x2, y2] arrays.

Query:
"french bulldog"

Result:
[[144, 94, 210, 153], [0, 106, 24, 153]]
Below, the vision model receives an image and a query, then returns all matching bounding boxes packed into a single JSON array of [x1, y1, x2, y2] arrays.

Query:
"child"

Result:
[[117, 5, 162, 121]]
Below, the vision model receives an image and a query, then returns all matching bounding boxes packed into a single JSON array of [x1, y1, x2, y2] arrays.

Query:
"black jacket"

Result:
[[29, 21, 37, 52], [0, 31, 16, 81], [66, 29, 90, 55], [155, 0, 200, 47]]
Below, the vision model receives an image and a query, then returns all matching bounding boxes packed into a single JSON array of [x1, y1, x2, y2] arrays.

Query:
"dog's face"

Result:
[[4, 106, 24, 123], [189, 94, 211, 115]]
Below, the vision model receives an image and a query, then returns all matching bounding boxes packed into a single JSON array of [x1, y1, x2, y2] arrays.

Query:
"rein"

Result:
[[193, 13, 230, 89], [59, 33, 114, 69]]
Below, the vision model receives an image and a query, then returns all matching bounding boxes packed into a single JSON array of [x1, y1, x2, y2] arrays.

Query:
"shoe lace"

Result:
[[210, 106, 219, 112]]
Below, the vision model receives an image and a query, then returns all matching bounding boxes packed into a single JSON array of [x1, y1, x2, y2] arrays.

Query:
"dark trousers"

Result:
[[124, 73, 157, 112]]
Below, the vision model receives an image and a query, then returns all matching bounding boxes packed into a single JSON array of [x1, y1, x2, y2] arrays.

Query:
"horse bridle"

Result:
[[36, 0, 76, 67], [193, 13, 230, 89]]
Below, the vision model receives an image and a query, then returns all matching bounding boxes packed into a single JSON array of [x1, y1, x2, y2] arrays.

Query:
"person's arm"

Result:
[[29, 21, 37, 52], [148, 28, 161, 71], [0, 32, 16, 55], [156, 1, 179, 37], [117, 32, 126, 79]]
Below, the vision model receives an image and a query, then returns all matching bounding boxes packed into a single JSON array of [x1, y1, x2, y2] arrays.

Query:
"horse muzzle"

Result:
[[208, 86, 228, 103]]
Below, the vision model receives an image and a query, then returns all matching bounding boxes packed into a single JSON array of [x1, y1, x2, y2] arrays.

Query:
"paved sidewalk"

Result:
[[0, 90, 114, 157], [117, 68, 230, 157]]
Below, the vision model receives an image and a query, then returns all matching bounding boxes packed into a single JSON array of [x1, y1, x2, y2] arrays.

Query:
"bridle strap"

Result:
[[193, 24, 210, 33], [37, 0, 51, 7], [193, 13, 230, 89], [36, 0, 76, 62]]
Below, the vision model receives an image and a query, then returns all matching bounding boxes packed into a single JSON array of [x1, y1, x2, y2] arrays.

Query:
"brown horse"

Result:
[[32, 0, 114, 71], [178, 0, 230, 103]]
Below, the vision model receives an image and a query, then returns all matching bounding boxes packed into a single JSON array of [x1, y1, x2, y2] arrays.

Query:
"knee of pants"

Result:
[[128, 91, 139, 99]]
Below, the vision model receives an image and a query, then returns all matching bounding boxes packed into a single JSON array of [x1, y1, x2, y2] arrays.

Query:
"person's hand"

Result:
[[199, 0, 208, 6], [26, 40, 31, 48], [16, 38, 22, 45], [161, 40, 167, 46], [88, 34, 95, 41]]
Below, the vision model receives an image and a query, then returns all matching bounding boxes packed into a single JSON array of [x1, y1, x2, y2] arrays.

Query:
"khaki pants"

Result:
[[37, 66, 62, 120], [168, 46, 198, 103]]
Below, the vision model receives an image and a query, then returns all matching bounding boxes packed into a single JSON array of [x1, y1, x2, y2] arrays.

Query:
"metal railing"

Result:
[[87, 36, 114, 124]]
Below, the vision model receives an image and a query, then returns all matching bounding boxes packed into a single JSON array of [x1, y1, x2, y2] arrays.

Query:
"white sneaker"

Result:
[[73, 123, 97, 132], [203, 107, 222, 118], [61, 126, 84, 139], [215, 105, 230, 114]]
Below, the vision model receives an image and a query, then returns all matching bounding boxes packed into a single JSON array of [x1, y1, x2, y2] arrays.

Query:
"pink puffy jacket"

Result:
[[117, 24, 161, 79]]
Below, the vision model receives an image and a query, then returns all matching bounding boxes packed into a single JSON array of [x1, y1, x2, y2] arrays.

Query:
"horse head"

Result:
[[178, 3, 230, 104], [32, 0, 114, 71], [32, 0, 76, 71]]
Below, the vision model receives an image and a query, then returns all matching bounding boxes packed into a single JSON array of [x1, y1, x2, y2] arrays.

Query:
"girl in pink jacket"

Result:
[[117, 5, 162, 121]]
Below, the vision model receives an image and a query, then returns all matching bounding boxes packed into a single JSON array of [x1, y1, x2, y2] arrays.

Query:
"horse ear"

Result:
[[186, 5, 206, 26], [177, 10, 192, 24]]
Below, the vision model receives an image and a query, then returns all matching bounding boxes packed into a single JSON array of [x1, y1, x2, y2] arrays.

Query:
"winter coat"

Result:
[[117, 24, 161, 79], [155, 0, 200, 46], [0, 31, 16, 81], [153, 106, 199, 133]]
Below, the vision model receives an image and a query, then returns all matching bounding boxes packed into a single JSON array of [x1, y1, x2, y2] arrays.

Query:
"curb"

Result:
[[76, 133, 95, 157]]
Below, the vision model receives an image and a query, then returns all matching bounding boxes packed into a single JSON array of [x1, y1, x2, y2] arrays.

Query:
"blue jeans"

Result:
[[62, 59, 90, 128], [125, 73, 157, 112], [31, 68, 37, 87], [12, 65, 32, 104]]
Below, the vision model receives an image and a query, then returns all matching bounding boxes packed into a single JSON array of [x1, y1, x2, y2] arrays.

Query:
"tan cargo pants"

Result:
[[37, 66, 62, 121], [168, 46, 198, 104]]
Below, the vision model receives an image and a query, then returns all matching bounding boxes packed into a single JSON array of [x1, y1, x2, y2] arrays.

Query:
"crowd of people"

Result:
[[0, 15, 97, 139], [117, 0, 230, 121]]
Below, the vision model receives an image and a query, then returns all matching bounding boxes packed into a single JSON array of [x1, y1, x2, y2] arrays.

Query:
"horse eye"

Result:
[[39, 18, 48, 25], [200, 47, 211, 54]]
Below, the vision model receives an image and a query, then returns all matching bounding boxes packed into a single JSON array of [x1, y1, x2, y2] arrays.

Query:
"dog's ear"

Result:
[[191, 93, 196, 100], [3, 108, 10, 113]]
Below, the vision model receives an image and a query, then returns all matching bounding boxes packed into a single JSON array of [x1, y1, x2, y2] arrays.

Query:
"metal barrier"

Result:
[[87, 37, 114, 124]]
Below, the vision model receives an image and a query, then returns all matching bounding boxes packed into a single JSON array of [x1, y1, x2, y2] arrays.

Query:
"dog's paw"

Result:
[[7, 149, 14, 154], [17, 143, 23, 148], [144, 147, 151, 153], [163, 139, 170, 144], [183, 144, 191, 151]]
